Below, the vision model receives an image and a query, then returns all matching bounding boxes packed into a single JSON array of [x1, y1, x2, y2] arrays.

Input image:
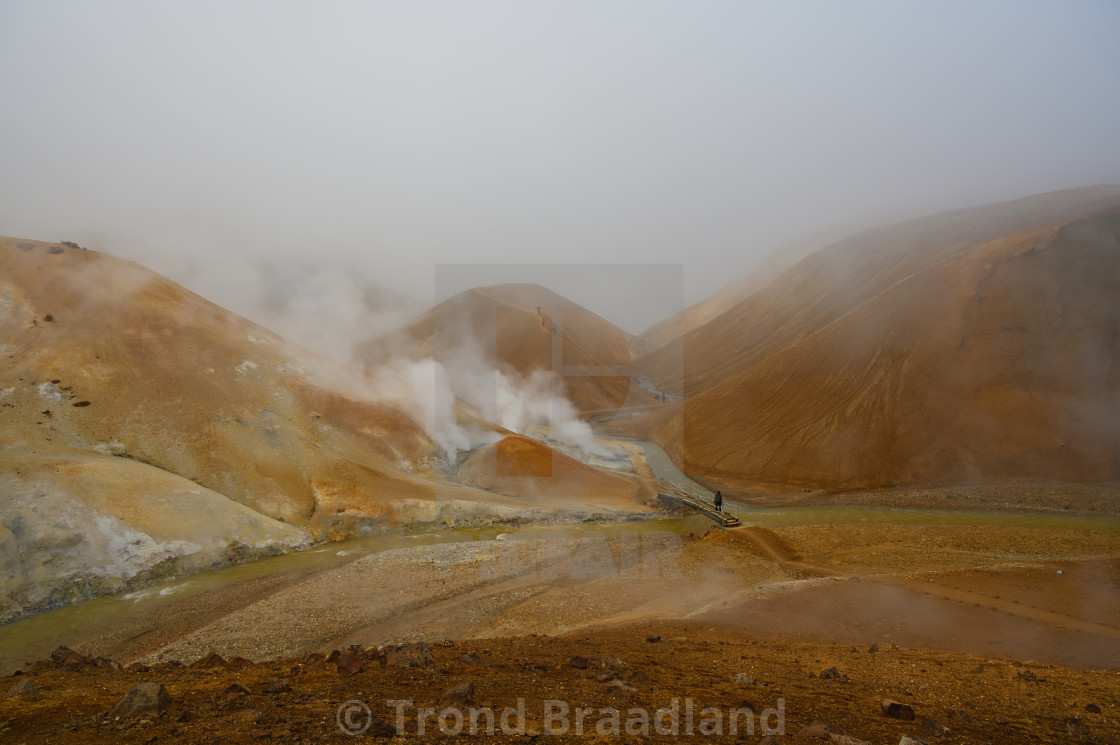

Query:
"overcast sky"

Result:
[[1, 1, 1118, 344]]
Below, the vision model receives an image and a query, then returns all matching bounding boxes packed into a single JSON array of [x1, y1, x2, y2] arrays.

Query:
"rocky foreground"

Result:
[[2, 622, 1117, 744]]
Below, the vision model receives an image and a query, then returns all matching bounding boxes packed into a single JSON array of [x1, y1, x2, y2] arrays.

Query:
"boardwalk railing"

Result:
[[654, 480, 740, 528]]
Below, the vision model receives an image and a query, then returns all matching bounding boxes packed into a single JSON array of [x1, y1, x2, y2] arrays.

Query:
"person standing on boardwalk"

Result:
[[713, 490, 723, 513]]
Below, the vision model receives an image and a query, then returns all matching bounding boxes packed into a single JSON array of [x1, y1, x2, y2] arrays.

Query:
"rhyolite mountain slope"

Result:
[[629, 186, 1120, 490], [0, 239, 645, 620]]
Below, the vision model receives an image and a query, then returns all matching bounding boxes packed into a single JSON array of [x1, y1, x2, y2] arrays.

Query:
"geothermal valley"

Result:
[[0, 186, 1118, 744]]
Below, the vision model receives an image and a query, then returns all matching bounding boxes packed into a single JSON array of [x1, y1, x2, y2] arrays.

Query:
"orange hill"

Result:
[[356, 283, 639, 414], [0, 239, 641, 621], [629, 186, 1120, 490], [458, 434, 646, 509]]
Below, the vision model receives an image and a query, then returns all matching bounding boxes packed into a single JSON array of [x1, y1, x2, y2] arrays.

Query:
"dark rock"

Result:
[[220, 694, 246, 710], [646, 635, 661, 643], [126, 662, 150, 672], [1016, 667, 1037, 682], [366, 715, 400, 737], [177, 710, 195, 722], [628, 669, 652, 684], [899, 737, 930, 745], [222, 683, 252, 698], [336, 653, 364, 675], [1065, 717, 1091, 736], [969, 664, 984, 673], [109, 682, 172, 718], [7, 678, 38, 699], [1084, 703, 1101, 714], [460, 653, 486, 666], [819, 666, 844, 680], [92, 656, 121, 670], [264, 679, 291, 694], [569, 655, 588, 669], [227, 656, 254, 668], [868, 644, 878, 653], [439, 680, 475, 708], [918, 718, 949, 736], [195, 652, 227, 668], [882, 700, 916, 720], [384, 642, 435, 669], [601, 679, 637, 695]]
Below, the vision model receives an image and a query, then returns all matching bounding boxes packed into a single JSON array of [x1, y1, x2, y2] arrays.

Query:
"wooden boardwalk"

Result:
[[654, 481, 741, 528]]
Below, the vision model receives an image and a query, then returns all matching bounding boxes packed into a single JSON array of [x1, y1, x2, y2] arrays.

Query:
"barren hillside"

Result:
[[631, 187, 1120, 489]]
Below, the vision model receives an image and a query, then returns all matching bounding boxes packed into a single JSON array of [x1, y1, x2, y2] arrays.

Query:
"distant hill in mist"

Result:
[[356, 283, 643, 414], [628, 185, 1120, 490]]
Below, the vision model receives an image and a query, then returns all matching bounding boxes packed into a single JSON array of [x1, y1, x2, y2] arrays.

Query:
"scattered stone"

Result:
[[646, 635, 661, 643], [47, 245, 65, 254], [177, 710, 195, 723], [1016, 667, 1037, 681], [196, 652, 227, 667], [1065, 717, 1091, 736], [264, 679, 291, 694], [109, 682, 172, 718], [433, 639, 455, 648], [336, 653, 364, 675], [439, 680, 474, 707], [969, 664, 984, 673], [1084, 703, 1101, 714], [384, 642, 435, 669], [800, 720, 842, 739], [734, 672, 755, 686], [7, 678, 38, 699], [222, 683, 252, 698], [227, 656, 254, 668], [126, 662, 149, 673], [881, 700, 915, 720], [627, 669, 652, 684], [601, 679, 637, 695], [91, 656, 121, 670], [918, 718, 949, 736], [460, 653, 485, 666], [868, 644, 878, 653], [366, 715, 401, 737], [569, 656, 588, 669], [899, 737, 930, 745], [819, 666, 844, 680]]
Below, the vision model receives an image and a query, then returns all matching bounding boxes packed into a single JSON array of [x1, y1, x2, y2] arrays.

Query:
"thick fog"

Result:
[[1, 1, 1118, 345]]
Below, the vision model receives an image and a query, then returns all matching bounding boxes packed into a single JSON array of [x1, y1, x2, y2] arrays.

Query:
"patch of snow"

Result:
[[235, 360, 258, 375]]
